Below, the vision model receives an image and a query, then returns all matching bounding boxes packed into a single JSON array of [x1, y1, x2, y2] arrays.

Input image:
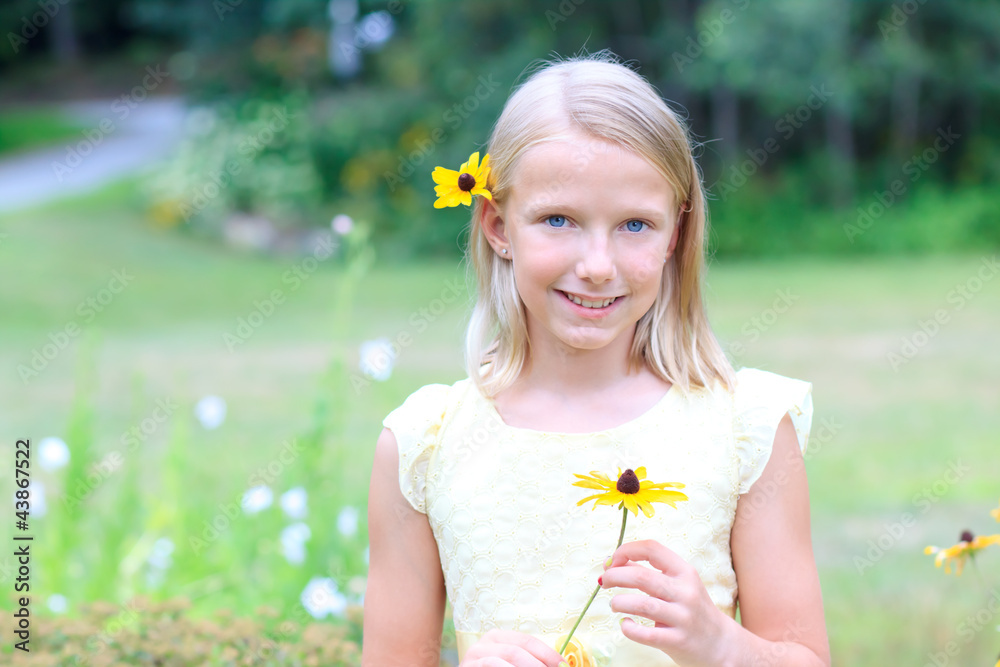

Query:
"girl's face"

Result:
[[487, 132, 681, 356]]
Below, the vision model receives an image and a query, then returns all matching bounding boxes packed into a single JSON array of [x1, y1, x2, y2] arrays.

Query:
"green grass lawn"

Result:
[[1, 182, 998, 665]]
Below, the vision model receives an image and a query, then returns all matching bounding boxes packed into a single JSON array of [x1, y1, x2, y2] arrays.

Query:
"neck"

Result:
[[517, 320, 641, 398]]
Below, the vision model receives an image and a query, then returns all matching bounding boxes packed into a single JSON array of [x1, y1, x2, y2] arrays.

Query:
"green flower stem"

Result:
[[559, 506, 629, 654]]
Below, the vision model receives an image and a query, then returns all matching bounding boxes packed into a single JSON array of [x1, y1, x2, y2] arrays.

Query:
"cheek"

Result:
[[630, 253, 668, 287]]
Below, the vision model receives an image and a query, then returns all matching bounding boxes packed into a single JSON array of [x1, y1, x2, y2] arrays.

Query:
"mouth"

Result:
[[557, 289, 623, 311]]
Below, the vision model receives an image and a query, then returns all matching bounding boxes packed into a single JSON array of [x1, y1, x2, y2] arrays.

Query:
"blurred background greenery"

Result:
[[1, 0, 998, 665]]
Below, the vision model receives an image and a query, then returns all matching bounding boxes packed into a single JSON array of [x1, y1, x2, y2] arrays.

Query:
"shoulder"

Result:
[[382, 377, 471, 436], [379, 377, 472, 514], [729, 367, 814, 495]]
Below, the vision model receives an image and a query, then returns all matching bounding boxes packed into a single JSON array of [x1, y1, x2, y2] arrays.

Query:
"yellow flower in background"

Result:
[[990, 499, 1000, 522], [573, 466, 688, 518], [924, 530, 1000, 575], [554, 635, 596, 667], [432, 151, 492, 208]]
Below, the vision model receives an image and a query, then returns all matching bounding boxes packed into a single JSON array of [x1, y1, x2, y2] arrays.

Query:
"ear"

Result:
[[479, 197, 509, 252]]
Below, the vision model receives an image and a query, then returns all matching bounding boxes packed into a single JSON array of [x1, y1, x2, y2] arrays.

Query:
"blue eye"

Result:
[[625, 220, 646, 232], [546, 215, 567, 228]]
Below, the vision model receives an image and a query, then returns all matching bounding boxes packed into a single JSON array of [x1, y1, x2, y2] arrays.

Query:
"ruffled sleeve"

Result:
[[381, 383, 453, 514], [733, 368, 814, 495]]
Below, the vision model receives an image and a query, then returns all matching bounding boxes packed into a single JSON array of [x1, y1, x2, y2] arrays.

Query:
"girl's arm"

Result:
[[728, 412, 830, 666], [362, 427, 447, 667]]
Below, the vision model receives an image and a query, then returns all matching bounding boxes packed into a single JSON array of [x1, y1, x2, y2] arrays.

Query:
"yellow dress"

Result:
[[381, 367, 813, 666]]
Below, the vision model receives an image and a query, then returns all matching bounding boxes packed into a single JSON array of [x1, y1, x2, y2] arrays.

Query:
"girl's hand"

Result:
[[460, 629, 568, 667], [601, 539, 738, 667]]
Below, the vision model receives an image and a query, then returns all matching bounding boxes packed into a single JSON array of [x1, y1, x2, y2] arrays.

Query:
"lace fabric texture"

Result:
[[381, 367, 813, 666]]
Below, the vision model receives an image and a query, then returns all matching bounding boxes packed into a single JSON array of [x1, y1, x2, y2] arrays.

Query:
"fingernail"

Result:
[[560, 662, 570, 667], [598, 575, 603, 586], [604, 556, 612, 568]]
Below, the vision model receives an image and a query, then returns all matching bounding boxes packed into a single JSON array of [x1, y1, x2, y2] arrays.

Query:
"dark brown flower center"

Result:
[[457, 173, 477, 191], [617, 469, 640, 495], [960, 530, 975, 543]]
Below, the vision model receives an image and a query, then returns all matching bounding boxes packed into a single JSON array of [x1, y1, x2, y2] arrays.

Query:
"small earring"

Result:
[[501, 248, 508, 255]]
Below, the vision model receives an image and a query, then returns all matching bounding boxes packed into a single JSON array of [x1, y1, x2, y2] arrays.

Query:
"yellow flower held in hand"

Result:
[[432, 151, 492, 208], [924, 530, 1000, 575], [554, 635, 596, 667], [573, 466, 688, 518], [558, 466, 688, 655]]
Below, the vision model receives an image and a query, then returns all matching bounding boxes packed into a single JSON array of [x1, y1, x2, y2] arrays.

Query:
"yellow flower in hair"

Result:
[[924, 530, 1000, 575], [991, 498, 1000, 522], [432, 151, 492, 208], [573, 466, 688, 518]]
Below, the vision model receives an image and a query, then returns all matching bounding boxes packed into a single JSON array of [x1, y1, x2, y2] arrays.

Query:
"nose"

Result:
[[576, 233, 617, 285]]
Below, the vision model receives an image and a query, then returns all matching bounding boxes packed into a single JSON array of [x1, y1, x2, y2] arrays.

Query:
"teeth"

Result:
[[563, 291, 618, 308]]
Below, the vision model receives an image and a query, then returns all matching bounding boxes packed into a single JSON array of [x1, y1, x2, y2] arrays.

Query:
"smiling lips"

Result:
[[558, 289, 621, 309]]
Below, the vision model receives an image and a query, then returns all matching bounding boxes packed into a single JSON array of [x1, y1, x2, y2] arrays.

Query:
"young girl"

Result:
[[363, 54, 830, 667]]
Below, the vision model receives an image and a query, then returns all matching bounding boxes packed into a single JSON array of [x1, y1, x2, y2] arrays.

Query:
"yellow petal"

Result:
[[432, 167, 459, 185], [467, 152, 480, 173], [634, 467, 647, 480], [471, 187, 493, 200], [622, 495, 639, 516], [572, 479, 615, 491], [636, 499, 656, 518], [434, 191, 464, 209]]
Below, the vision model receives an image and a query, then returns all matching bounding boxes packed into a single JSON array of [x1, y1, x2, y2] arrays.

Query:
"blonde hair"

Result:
[[462, 52, 735, 399]]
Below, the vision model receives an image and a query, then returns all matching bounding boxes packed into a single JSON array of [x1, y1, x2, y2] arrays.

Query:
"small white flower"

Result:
[[331, 214, 354, 235], [148, 537, 175, 571], [359, 338, 396, 382], [38, 437, 70, 472], [280, 522, 312, 565], [242, 485, 273, 514], [280, 487, 308, 520], [337, 506, 359, 538], [300, 576, 347, 619], [195, 395, 227, 430], [47, 594, 68, 614], [357, 11, 395, 49]]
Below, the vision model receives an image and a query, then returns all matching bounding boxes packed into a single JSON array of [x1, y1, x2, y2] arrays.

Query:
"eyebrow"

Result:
[[522, 202, 668, 221]]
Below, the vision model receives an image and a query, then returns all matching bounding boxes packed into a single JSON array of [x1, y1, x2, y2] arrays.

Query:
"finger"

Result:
[[609, 592, 679, 627], [480, 630, 566, 665], [601, 563, 676, 601], [609, 539, 689, 575], [620, 616, 683, 650]]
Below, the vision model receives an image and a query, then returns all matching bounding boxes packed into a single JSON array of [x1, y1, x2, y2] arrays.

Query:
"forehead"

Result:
[[507, 135, 675, 216]]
